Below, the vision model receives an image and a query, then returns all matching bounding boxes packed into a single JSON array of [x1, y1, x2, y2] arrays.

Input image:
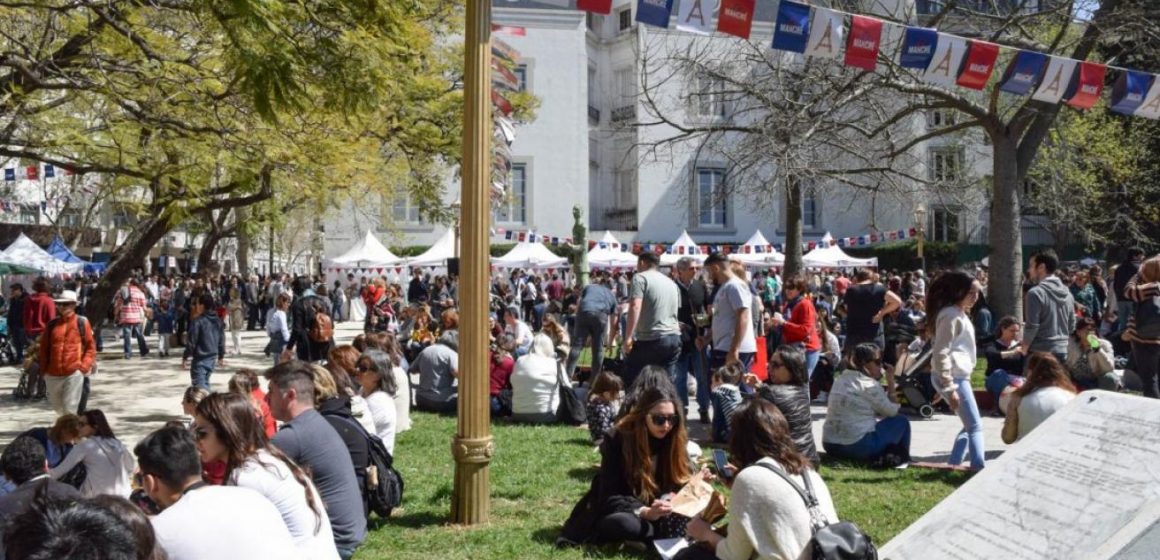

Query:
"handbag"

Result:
[[555, 362, 586, 425], [1134, 294, 1160, 339], [756, 463, 877, 560]]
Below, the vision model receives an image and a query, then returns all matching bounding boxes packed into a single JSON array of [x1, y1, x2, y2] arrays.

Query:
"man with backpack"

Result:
[[181, 293, 224, 391], [36, 290, 96, 417], [284, 278, 333, 363]]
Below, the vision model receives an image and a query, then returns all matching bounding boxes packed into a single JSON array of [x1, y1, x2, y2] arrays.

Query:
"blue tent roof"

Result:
[[46, 236, 106, 274]]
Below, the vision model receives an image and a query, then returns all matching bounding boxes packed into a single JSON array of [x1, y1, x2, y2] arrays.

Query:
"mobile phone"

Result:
[[713, 449, 734, 480]]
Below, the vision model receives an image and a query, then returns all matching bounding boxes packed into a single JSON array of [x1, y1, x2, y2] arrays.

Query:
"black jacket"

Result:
[[595, 430, 684, 516], [757, 384, 821, 466], [676, 279, 709, 353], [288, 294, 332, 350]]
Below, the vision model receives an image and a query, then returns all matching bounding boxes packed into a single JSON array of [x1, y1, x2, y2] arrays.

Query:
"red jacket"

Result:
[[781, 297, 821, 352], [38, 312, 96, 376], [22, 292, 56, 336]]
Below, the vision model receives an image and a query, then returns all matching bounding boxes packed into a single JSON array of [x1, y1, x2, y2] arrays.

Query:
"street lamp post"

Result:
[[451, 0, 493, 525], [913, 204, 927, 272]]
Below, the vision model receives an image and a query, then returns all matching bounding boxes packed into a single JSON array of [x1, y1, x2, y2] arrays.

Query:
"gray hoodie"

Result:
[[1024, 276, 1077, 355]]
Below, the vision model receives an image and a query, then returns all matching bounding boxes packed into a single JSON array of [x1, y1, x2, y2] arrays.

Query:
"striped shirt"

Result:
[[115, 286, 148, 325], [1123, 273, 1160, 344]]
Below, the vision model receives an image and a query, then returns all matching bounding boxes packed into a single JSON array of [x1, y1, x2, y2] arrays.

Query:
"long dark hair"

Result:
[[729, 399, 811, 475], [1015, 353, 1077, 398], [772, 344, 809, 386], [194, 393, 322, 533], [614, 388, 691, 502], [925, 271, 975, 337], [83, 409, 116, 439]]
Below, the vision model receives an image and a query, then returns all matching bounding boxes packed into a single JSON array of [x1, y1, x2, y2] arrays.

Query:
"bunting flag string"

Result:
[[3, 163, 75, 182], [501, 227, 918, 255], [561, 0, 1160, 120]]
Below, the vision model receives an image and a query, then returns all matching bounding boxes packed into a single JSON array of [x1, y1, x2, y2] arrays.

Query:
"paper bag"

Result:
[[670, 472, 714, 518]]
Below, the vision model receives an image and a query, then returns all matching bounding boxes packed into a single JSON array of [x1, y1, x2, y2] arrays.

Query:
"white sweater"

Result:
[[229, 450, 338, 560], [362, 390, 397, 454], [49, 437, 134, 498], [716, 458, 839, 560], [930, 306, 977, 395], [511, 355, 562, 417]]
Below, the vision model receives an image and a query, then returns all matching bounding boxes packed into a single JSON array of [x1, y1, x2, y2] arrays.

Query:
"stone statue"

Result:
[[572, 205, 589, 288]]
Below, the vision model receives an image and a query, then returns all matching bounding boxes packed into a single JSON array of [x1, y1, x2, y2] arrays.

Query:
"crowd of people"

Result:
[[2, 243, 1159, 559]]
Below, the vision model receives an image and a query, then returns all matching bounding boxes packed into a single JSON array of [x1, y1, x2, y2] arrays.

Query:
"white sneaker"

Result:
[[814, 391, 829, 404]]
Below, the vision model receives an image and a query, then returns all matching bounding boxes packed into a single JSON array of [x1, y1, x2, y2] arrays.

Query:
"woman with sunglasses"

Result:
[[49, 410, 136, 498], [749, 345, 820, 466], [590, 387, 694, 545], [821, 343, 911, 468], [354, 350, 398, 454], [193, 392, 338, 560]]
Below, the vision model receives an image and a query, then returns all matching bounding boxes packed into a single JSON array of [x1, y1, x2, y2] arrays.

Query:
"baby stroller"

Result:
[[0, 316, 16, 365], [893, 341, 935, 419], [13, 336, 45, 401]]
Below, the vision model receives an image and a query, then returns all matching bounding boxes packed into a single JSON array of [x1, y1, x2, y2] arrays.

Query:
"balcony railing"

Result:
[[598, 207, 638, 231], [611, 105, 635, 124], [588, 105, 600, 124]]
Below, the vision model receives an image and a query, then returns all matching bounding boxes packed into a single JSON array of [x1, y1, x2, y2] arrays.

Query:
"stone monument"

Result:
[[572, 205, 589, 288], [881, 390, 1160, 560]]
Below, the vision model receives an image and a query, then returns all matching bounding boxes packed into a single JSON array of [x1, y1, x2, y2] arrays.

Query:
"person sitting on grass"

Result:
[[228, 370, 276, 439], [1065, 317, 1116, 391], [586, 370, 624, 446], [748, 345, 821, 466], [709, 363, 746, 443], [489, 334, 517, 417], [821, 343, 911, 468], [353, 349, 399, 454], [48, 409, 135, 499], [590, 388, 694, 546], [1002, 352, 1077, 444], [511, 333, 566, 424], [678, 400, 838, 560], [983, 316, 1026, 411]]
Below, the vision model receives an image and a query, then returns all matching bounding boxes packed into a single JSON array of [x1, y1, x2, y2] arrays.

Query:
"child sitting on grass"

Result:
[[710, 363, 747, 443], [586, 370, 623, 446]]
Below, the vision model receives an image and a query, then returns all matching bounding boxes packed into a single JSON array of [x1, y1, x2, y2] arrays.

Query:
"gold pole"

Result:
[[451, 0, 493, 525]]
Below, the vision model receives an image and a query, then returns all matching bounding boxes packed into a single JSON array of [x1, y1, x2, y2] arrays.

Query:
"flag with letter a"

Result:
[[1134, 78, 1160, 120], [676, 0, 713, 34], [804, 7, 844, 60], [923, 34, 967, 87], [1031, 56, 1078, 104]]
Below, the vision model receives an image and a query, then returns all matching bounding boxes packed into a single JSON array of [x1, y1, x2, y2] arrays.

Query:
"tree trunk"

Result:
[[197, 232, 224, 275], [85, 217, 173, 326], [236, 207, 251, 275], [989, 135, 1024, 320], [783, 176, 804, 280]]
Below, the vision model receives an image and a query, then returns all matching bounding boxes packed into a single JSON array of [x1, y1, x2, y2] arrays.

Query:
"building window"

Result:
[[930, 148, 963, 182], [691, 71, 727, 118], [618, 7, 633, 32], [112, 209, 134, 228], [57, 208, 82, 227], [391, 192, 422, 224], [19, 205, 38, 225], [916, 0, 946, 14], [694, 167, 727, 229], [927, 109, 957, 129], [586, 12, 599, 32], [802, 190, 819, 230], [929, 207, 960, 242], [514, 64, 528, 92], [615, 169, 637, 209], [496, 164, 527, 224], [612, 67, 636, 122]]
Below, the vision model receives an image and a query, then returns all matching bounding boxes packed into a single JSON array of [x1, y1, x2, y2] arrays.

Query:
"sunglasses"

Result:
[[649, 414, 679, 427]]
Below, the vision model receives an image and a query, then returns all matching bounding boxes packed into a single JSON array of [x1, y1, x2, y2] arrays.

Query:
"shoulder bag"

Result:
[[755, 462, 877, 560]]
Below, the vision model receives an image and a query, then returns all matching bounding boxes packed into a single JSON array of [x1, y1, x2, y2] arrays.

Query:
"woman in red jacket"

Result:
[[770, 275, 822, 379]]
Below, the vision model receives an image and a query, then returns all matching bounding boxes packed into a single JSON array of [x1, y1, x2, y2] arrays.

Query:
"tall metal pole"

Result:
[[451, 0, 493, 525]]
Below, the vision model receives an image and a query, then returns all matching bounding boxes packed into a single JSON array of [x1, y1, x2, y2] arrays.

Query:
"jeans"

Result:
[[708, 350, 756, 371], [269, 336, 286, 367], [805, 349, 820, 380], [121, 323, 149, 358], [189, 356, 217, 391], [984, 369, 1023, 408], [623, 334, 682, 389], [823, 415, 912, 463], [337, 547, 357, 560], [564, 312, 608, 379], [949, 377, 985, 469], [1132, 342, 1160, 398], [673, 348, 709, 410], [1117, 300, 1135, 333]]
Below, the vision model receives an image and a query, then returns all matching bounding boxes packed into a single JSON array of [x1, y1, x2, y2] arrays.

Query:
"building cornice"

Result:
[[494, 7, 584, 30]]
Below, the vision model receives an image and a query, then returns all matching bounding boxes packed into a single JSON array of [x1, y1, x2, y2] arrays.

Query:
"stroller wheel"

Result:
[[919, 404, 935, 419]]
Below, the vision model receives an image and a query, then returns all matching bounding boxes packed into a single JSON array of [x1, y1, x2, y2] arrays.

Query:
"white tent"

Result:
[[407, 229, 457, 268], [4, 234, 84, 275], [660, 230, 706, 265], [731, 230, 785, 267], [587, 231, 637, 269], [492, 240, 568, 269], [802, 233, 878, 269], [326, 230, 400, 267]]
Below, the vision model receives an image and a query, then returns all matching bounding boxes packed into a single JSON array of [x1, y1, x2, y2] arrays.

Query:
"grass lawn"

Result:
[[358, 413, 970, 559]]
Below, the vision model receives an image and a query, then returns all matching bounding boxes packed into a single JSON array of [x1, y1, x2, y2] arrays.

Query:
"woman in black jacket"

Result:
[[752, 345, 821, 466]]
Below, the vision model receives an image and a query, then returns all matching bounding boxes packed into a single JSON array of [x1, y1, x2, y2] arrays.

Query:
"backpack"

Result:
[[308, 299, 334, 343], [326, 412, 404, 519], [756, 463, 877, 560]]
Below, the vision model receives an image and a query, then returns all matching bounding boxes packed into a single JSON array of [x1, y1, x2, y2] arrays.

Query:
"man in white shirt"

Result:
[[703, 252, 757, 370], [135, 426, 302, 560]]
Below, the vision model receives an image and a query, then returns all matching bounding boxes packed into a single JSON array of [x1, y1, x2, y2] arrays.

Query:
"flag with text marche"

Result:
[[998, 50, 1047, 95], [898, 27, 938, 69], [923, 34, 967, 87], [577, 0, 613, 14], [676, 0, 713, 35], [1063, 61, 1106, 110], [1109, 71, 1155, 115], [25, 166, 38, 180], [771, 1, 811, 53], [955, 40, 999, 90], [716, 0, 755, 39], [1032, 56, 1078, 104], [804, 7, 844, 60], [844, 15, 882, 71], [636, 0, 675, 28]]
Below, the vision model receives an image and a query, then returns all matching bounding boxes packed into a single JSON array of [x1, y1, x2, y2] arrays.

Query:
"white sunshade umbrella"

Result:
[[491, 240, 568, 269], [587, 231, 638, 269], [660, 230, 707, 266], [802, 233, 878, 269], [731, 229, 785, 267], [326, 230, 401, 268]]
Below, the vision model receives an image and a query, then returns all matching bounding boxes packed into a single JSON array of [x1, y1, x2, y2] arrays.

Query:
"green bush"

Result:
[[845, 240, 959, 271]]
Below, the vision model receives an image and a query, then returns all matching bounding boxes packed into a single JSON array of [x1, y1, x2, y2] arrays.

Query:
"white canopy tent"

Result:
[[4, 234, 84, 275], [731, 230, 785, 267], [587, 231, 638, 269], [802, 233, 878, 269], [491, 240, 568, 269], [407, 229, 457, 268], [326, 230, 401, 268], [660, 230, 707, 266]]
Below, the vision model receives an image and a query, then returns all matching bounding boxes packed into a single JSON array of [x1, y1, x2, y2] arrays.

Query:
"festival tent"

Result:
[[0, 249, 43, 275], [407, 229, 458, 268], [660, 230, 707, 265], [491, 240, 568, 269], [326, 230, 401, 268], [587, 231, 638, 269], [4, 234, 84, 275], [731, 230, 785, 267], [46, 236, 106, 274], [802, 233, 878, 269]]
